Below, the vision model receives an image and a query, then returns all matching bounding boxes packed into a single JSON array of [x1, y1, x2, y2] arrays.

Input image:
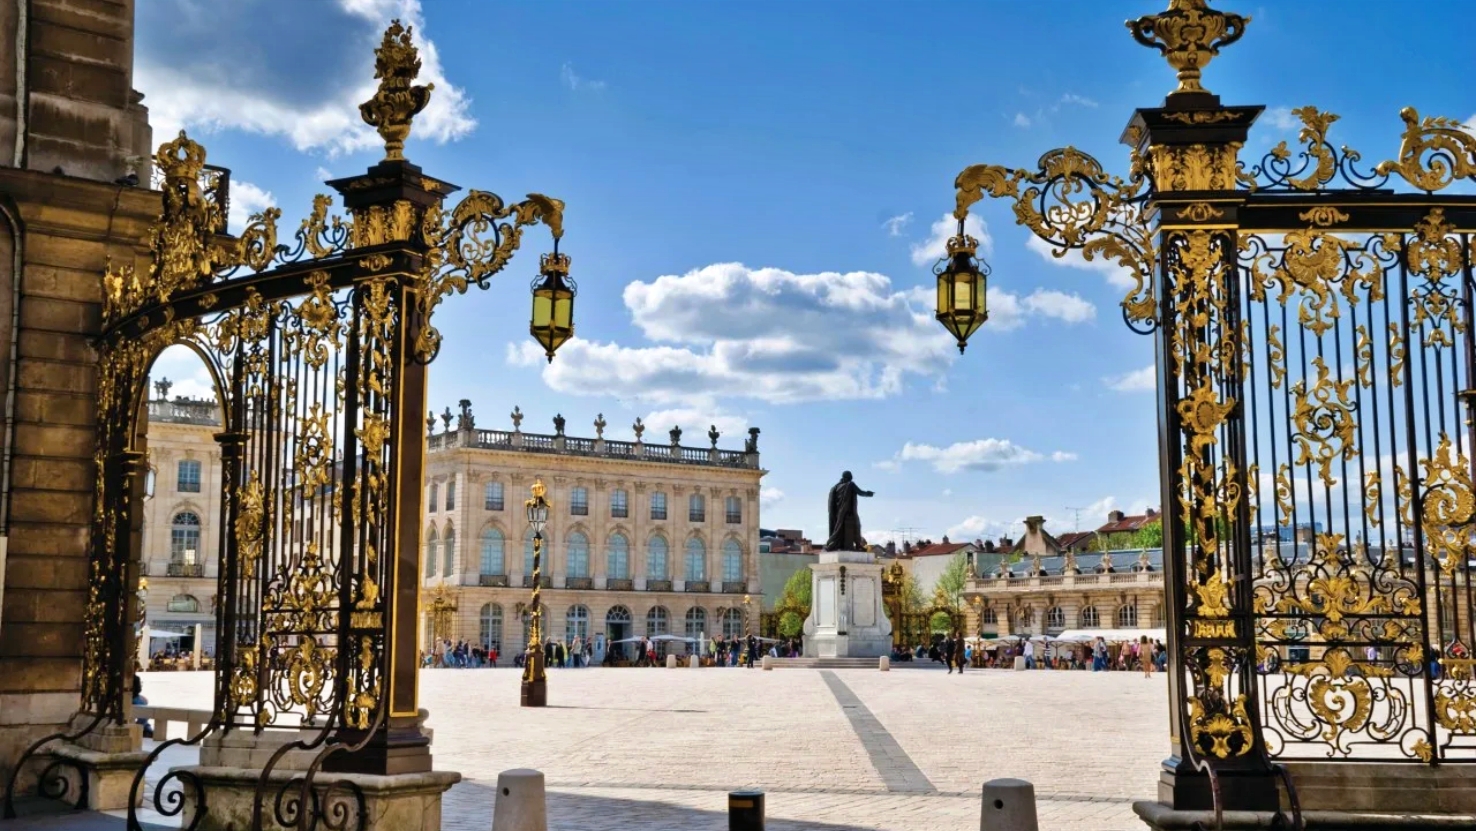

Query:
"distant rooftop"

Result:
[[427, 402, 761, 470], [148, 397, 220, 427]]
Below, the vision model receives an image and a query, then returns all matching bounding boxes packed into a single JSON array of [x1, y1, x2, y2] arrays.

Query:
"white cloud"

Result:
[[1013, 112, 1032, 128], [641, 408, 748, 440], [1021, 289, 1095, 323], [226, 180, 276, 235], [760, 487, 784, 505], [314, 166, 333, 182], [1105, 365, 1156, 393], [1264, 106, 1300, 131], [945, 515, 1013, 542], [882, 212, 914, 237], [941, 488, 953, 497], [510, 263, 956, 405], [911, 212, 992, 266], [1060, 93, 1099, 108], [1026, 234, 1137, 290], [890, 438, 1076, 474], [561, 63, 606, 92], [872, 459, 901, 473], [1082, 496, 1119, 522], [136, 0, 475, 157]]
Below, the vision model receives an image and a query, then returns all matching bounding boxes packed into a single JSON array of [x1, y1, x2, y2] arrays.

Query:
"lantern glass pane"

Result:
[[955, 277, 971, 311], [532, 292, 553, 328], [936, 275, 949, 316], [553, 293, 573, 329]]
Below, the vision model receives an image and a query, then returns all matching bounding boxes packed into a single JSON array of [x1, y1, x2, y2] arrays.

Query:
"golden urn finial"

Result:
[[530, 478, 547, 500], [359, 19, 435, 162], [1127, 0, 1250, 96]]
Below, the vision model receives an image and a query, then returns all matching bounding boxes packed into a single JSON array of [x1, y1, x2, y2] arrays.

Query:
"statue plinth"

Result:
[[802, 549, 892, 659]]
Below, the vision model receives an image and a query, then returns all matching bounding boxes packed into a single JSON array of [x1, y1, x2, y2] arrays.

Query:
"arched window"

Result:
[[1081, 606, 1100, 628], [1117, 604, 1138, 628], [607, 533, 630, 579], [685, 607, 707, 641], [524, 527, 537, 576], [719, 607, 743, 638], [423, 528, 438, 579], [647, 536, 669, 580], [606, 605, 632, 627], [167, 593, 199, 613], [171, 511, 202, 563], [645, 606, 669, 637], [722, 539, 743, 582], [689, 493, 705, 522], [566, 532, 590, 578], [479, 603, 503, 651], [1046, 606, 1066, 633], [480, 528, 505, 576], [442, 525, 456, 577], [685, 537, 707, 581], [567, 604, 590, 641]]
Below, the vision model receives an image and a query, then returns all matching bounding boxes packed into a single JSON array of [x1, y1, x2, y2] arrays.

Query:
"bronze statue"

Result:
[[825, 471, 874, 551]]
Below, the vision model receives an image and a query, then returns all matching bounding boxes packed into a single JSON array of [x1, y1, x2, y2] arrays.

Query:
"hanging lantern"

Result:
[[934, 221, 989, 353], [529, 249, 576, 362]]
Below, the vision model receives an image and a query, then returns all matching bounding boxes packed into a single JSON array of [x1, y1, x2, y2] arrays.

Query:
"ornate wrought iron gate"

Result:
[[948, 0, 1476, 818], [4, 22, 569, 831]]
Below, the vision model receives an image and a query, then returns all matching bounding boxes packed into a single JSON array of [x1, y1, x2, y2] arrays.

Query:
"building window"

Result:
[[647, 536, 669, 580], [982, 608, 997, 625], [611, 488, 628, 518], [1046, 606, 1066, 633], [177, 460, 202, 493], [684, 537, 706, 581], [571, 487, 589, 516], [566, 531, 590, 578], [445, 480, 456, 511], [1117, 604, 1138, 628], [1081, 606, 1100, 628], [480, 528, 505, 575], [645, 606, 669, 637], [720, 607, 743, 638], [428, 483, 438, 514], [689, 494, 705, 523], [485, 481, 504, 511], [566, 604, 590, 641], [171, 512, 202, 563], [722, 539, 743, 582], [442, 526, 455, 577], [650, 492, 667, 521], [685, 607, 707, 641], [607, 533, 630, 580], [424, 529, 437, 579], [479, 603, 503, 651], [167, 594, 200, 613], [725, 495, 741, 524]]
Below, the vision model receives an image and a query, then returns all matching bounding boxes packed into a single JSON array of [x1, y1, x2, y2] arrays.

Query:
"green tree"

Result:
[[778, 610, 805, 637], [774, 568, 812, 637], [935, 553, 969, 611], [1134, 520, 1164, 549], [929, 610, 953, 633], [901, 573, 926, 613]]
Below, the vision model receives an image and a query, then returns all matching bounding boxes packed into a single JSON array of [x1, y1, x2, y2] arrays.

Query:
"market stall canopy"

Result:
[[1052, 628, 1166, 644]]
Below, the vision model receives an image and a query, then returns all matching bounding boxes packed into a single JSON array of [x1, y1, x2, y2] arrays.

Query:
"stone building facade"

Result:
[[964, 549, 1166, 638], [422, 405, 766, 661], [0, 0, 158, 783], [137, 390, 223, 657]]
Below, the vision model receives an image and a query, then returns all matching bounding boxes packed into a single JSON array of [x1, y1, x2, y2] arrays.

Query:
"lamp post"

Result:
[[742, 594, 753, 639], [521, 479, 550, 706], [932, 218, 990, 353]]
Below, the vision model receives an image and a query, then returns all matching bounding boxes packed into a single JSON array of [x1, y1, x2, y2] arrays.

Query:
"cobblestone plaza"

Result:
[[138, 667, 1166, 830]]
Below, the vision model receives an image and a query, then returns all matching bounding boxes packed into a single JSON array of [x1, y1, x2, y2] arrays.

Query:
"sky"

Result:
[[134, 0, 1476, 547]]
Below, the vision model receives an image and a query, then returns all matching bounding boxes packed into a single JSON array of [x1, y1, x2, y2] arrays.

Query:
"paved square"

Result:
[[139, 666, 1169, 830]]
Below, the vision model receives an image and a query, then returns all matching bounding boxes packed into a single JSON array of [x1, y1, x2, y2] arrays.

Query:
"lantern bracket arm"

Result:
[[952, 147, 1158, 331], [413, 190, 565, 363]]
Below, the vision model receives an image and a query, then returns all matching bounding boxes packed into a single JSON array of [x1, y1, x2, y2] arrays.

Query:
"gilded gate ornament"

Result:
[[1377, 107, 1476, 192], [1127, 0, 1250, 96], [1290, 357, 1357, 488], [359, 20, 434, 162]]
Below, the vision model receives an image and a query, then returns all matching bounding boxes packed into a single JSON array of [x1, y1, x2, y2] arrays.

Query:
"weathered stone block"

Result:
[[10, 488, 92, 524], [18, 329, 96, 362], [0, 620, 84, 657], [179, 765, 461, 831], [7, 524, 89, 558], [16, 362, 96, 396], [21, 264, 105, 303], [13, 421, 97, 457], [21, 296, 97, 334], [0, 656, 80, 694], [0, 585, 86, 623], [10, 455, 94, 490]]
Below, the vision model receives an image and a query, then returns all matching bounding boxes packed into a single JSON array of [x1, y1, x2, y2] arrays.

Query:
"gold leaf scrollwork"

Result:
[[1388, 323, 1406, 386], [236, 472, 265, 580], [1266, 324, 1285, 389], [1149, 143, 1243, 191], [1298, 206, 1350, 228], [1365, 471, 1382, 528], [1188, 693, 1255, 759], [1354, 324, 1374, 389], [1282, 107, 1343, 191], [1126, 0, 1250, 96], [1274, 463, 1294, 525], [1418, 433, 1476, 577], [1376, 107, 1476, 192], [1291, 356, 1357, 488], [1275, 648, 1406, 755], [1163, 110, 1241, 125], [358, 20, 434, 162], [1180, 201, 1225, 221], [1406, 209, 1465, 349]]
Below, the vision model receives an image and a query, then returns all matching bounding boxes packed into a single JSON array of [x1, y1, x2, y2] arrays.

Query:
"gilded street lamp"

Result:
[[530, 245, 576, 362], [521, 479, 550, 706], [742, 594, 753, 639], [933, 218, 989, 353]]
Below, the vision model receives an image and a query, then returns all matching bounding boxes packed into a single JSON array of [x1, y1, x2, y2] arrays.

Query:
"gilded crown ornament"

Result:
[[360, 19, 435, 162], [1127, 0, 1249, 96]]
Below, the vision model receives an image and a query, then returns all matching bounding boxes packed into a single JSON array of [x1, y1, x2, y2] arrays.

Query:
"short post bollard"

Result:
[[491, 768, 547, 831], [729, 789, 764, 831], [665, 653, 678, 669], [761, 654, 773, 671], [689, 654, 700, 669], [879, 655, 890, 671], [980, 778, 1037, 831]]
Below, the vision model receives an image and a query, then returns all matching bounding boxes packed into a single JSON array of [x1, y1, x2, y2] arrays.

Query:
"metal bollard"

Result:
[[491, 768, 547, 831], [980, 778, 1037, 831], [729, 789, 764, 831]]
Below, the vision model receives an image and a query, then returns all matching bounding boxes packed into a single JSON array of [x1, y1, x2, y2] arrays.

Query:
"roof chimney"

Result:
[[885, 541, 896, 556], [1108, 510, 1125, 523], [1146, 507, 1158, 517], [941, 535, 950, 544]]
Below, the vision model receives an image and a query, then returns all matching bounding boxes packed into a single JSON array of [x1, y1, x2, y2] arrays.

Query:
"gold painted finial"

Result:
[[1127, 0, 1249, 96], [359, 19, 435, 162], [530, 478, 546, 500]]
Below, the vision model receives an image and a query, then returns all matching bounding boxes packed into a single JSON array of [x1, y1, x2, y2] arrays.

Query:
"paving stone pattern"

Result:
[[139, 667, 1168, 830]]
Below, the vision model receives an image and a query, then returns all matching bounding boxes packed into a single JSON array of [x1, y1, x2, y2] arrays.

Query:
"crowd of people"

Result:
[[892, 634, 1168, 674], [421, 638, 503, 668], [146, 648, 210, 671]]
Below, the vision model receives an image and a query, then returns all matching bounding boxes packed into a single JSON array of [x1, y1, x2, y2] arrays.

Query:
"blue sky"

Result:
[[136, 0, 1476, 546]]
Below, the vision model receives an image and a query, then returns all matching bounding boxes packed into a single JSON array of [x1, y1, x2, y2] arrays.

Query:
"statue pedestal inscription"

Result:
[[802, 549, 892, 659]]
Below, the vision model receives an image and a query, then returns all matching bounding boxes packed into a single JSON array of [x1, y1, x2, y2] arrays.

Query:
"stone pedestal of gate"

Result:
[[802, 550, 892, 659], [30, 717, 149, 811]]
